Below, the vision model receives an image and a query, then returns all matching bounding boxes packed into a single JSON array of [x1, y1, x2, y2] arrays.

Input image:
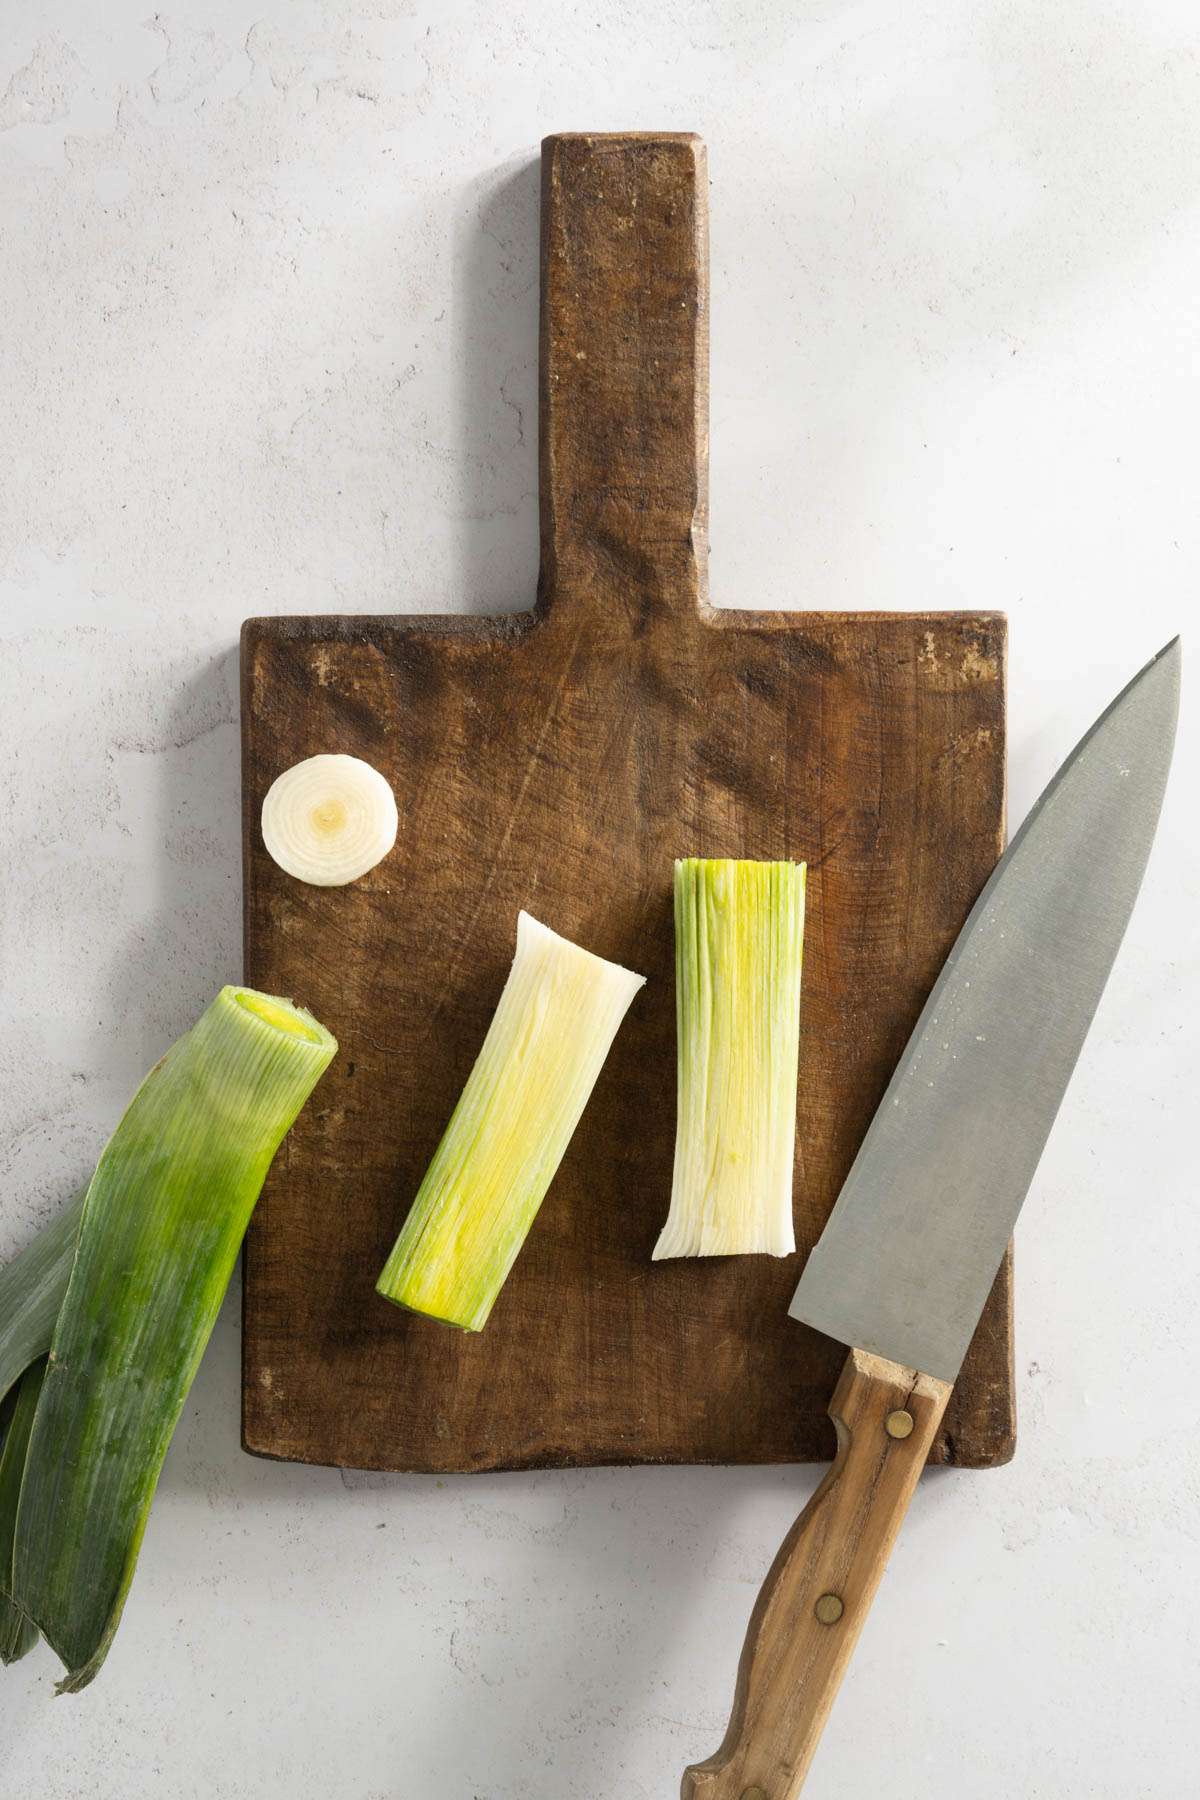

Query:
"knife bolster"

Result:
[[681, 1348, 953, 1800]]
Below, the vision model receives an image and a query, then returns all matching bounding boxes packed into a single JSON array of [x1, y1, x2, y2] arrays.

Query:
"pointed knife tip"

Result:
[[1127, 636, 1181, 720], [1149, 636, 1182, 715]]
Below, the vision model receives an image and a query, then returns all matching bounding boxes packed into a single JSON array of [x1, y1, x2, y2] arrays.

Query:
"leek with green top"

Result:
[[377, 911, 645, 1331], [7, 985, 336, 1691], [654, 857, 806, 1259]]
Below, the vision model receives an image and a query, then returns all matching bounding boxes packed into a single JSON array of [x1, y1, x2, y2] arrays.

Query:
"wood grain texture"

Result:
[[680, 1350, 953, 1800], [241, 132, 1014, 1472]]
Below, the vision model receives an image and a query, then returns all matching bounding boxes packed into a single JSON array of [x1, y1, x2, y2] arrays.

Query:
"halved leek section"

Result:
[[654, 858, 806, 1259], [377, 912, 645, 1331], [11, 986, 336, 1692], [0, 1362, 45, 1664]]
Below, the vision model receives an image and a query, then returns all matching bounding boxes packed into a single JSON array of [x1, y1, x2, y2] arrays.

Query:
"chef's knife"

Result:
[[681, 638, 1181, 1800]]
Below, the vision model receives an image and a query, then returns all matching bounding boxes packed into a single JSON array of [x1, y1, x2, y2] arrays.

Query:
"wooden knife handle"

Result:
[[681, 1349, 953, 1800]]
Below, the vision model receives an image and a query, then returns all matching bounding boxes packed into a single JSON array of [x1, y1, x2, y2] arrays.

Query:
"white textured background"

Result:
[[2, 3, 1198, 1795]]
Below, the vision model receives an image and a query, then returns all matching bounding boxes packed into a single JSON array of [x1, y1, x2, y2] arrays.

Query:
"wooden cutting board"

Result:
[[241, 133, 1014, 1473]]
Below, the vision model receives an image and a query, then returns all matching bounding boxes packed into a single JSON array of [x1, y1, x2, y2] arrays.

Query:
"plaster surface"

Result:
[[2, 4, 1197, 1795]]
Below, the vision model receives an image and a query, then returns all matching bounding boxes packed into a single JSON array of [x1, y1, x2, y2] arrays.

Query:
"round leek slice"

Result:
[[261, 753, 398, 887]]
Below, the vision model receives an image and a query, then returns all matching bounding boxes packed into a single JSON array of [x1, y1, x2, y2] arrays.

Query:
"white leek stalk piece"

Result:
[[654, 857, 806, 1260], [377, 912, 645, 1331], [261, 753, 398, 886]]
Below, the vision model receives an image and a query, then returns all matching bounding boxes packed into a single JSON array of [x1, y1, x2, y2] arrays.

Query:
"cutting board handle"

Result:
[[680, 1349, 953, 1800], [537, 132, 709, 625]]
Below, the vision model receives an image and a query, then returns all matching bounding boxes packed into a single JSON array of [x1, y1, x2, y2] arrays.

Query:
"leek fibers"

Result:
[[377, 912, 644, 1331], [8, 986, 336, 1691], [654, 858, 806, 1259]]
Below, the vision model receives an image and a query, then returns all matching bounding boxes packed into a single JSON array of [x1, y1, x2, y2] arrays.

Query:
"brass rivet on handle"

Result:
[[740, 1789, 768, 1800], [814, 1592, 844, 1625], [885, 1408, 915, 1440]]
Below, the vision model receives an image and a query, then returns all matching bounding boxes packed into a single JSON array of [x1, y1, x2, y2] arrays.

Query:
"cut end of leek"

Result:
[[233, 988, 329, 1044], [261, 753, 398, 887], [376, 912, 645, 1332], [654, 857, 806, 1260]]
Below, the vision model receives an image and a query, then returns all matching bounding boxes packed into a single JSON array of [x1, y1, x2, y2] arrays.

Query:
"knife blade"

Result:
[[791, 635, 1181, 1380], [681, 639, 1180, 1800]]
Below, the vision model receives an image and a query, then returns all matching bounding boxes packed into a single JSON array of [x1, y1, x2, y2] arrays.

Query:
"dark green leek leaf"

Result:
[[12, 987, 335, 1692], [0, 1192, 84, 1409], [0, 1360, 46, 1664]]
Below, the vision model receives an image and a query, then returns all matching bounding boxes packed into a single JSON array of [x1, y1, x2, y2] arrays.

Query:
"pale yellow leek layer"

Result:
[[376, 912, 645, 1330]]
